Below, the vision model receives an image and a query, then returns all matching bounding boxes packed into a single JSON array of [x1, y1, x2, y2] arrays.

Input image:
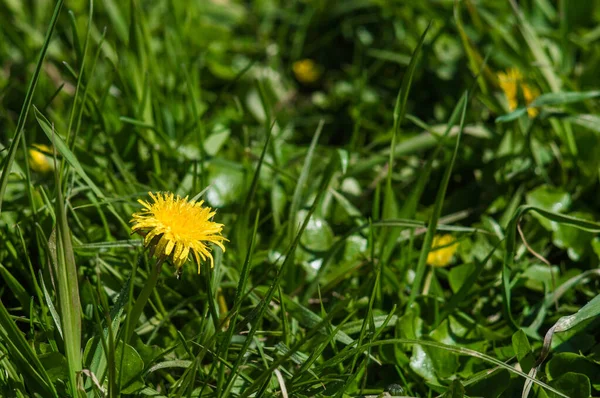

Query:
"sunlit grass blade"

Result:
[[502, 205, 600, 330], [407, 92, 468, 306], [51, 154, 83, 397], [34, 107, 129, 232], [379, 22, 431, 267], [0, 298, 57, 396], [216, 211, 259, 395], [84, 272, 132, 395], [222, 155, 338, 396], [0, 0, 64, 214], [288, 119, 324, 243], [234, 117, 274, 258], [238, 301, 347, 398], [319, 338, 568, 398]]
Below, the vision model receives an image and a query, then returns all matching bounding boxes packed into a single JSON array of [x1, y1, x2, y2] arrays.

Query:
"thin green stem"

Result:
[[123, 258, 163, 344]]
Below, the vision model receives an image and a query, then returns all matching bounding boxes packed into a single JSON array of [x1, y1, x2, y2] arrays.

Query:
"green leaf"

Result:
[[496, 91, 600, 123], [204, 125, 231, 156], [554, 294, 600, 335], [442, 379, 465, 398], [495, 107, 528, 123], [548, 372, 591, 398], [529, 90, 600, 107], [205, 161, 245, 207], [552, 211, 594, 261], [525, 185, 571, 231], [448, 262, 476, 294], [117, 343, 145, 394], [464, 368, 510, 398], [39, 352, 68, 383], [512, 329, 535, 373], [423, 320, 460, 379], [546, 353, 600, 389]]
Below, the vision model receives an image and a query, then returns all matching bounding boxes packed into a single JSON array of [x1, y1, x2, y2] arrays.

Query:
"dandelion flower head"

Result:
[[130, 192, 227, 273], [29, 144, 54, 173], [497, 68, 539, 118], [293, 59, 321, 84], [427, 234, 459, 268]]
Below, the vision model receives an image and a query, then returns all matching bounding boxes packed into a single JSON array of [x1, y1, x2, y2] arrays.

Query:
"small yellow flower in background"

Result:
[[29, 144, 54, 173], [427, 234, 459, 268], [522, 85, 540, 117], [130, 192, 227, 273], [293, 59, 321, 84], [497, 68, 539, 118]]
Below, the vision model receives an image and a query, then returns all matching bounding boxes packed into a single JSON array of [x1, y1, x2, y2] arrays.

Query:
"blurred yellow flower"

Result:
[[427, 234, 459, 268], [293, 59, 321, 84], [497, 68, 539, 118], [28, 144, 54, 173], [130, 192, 227, 273]]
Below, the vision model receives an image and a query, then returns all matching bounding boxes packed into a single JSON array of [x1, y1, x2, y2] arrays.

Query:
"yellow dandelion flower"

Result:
[[497, 68, 539, 118], [29, 144, 54, 173], [497, 68, 522, 111], [523, 85, 540, 118], [427, 234, 459, 268], [130, 192, 227, 273], [293, 59, 321, 84]]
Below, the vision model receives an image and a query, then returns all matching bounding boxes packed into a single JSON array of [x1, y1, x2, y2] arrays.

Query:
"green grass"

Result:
[[2, 0, 600, 397]]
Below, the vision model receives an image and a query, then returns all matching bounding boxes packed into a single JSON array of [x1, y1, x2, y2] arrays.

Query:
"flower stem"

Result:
[[124, 259, 163, 344]]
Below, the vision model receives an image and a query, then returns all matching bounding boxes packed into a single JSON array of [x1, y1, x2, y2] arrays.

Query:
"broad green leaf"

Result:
[[39, 352, 68, 383], [548, 372, 591, 398], [525, 185, 571, 231], [117, 344, 145, 394], [552, 211, 594, 261], [205, 161, 245, 207], [512, 329, 535, 373], [546, 353, 600, 389]]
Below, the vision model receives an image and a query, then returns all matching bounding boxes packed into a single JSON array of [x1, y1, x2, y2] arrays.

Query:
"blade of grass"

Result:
[[319, 338, 568, 397], [407, 92, 468, 306], [222, 156, 338, 397], [0, 0, 64, 215], [0, 299, 58, 396], [51, 141, 83, 398], [502, 205, 600, 330], [34, 107, 129, 232], [216, 211, 260, 395], [378, 22, 431, 268], [238, 301, 348, 398], [287, 120, 324, 244]]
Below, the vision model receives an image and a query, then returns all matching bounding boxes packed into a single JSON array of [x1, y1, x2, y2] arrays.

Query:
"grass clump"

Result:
[[1, 1, 600, 397]]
